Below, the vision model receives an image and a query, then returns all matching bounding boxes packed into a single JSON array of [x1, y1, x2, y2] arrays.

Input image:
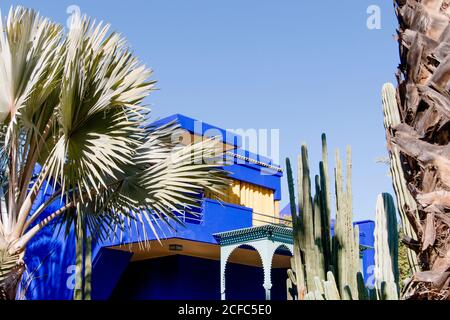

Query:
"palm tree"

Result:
[[0, 7, 228, 300], [388, 1, 449, 299]]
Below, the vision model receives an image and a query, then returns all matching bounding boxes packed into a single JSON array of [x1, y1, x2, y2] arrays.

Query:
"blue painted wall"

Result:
[[22, 225, 75, 300], [91, 248, 134, 300], [110, 255, 288, 301], [22, 176, 76, 300], [111, 255, 220, 300], [22, 199, 255, 300], [102, 199, 254, 248], [355, 220, 376, 288]]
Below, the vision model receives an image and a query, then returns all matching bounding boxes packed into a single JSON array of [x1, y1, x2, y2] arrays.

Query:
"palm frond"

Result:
[[46, 13, 155, 203], [74, 128, 229, 244], [0, 7, 230, 278], [0, 6, 63, 133]]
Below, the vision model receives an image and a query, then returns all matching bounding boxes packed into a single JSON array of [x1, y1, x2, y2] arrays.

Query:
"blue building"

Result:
[[23, 114, 375, 300]]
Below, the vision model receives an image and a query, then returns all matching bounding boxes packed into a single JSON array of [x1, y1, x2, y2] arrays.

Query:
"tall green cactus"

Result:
[[381, 83, 420, 275], [287, 145, 326, 294], [286, 159, 305, 299], [374, 193, 399, 300], [286, 134, 400, 300], [332, 147, 360, 298]]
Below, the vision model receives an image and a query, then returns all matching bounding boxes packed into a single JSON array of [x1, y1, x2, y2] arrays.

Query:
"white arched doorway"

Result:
[[224, 244, 265, 300], [270, 244, 294, 300]]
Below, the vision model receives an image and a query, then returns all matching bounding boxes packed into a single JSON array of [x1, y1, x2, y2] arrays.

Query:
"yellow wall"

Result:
[[180, 131, 236, 151], [205, 179, 280, 226]]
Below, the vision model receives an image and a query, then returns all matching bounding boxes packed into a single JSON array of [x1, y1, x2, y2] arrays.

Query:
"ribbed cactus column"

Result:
[[332, 147, 359, 299], [286, 158, 306, 299], [286, 258, 298, 300], [286, 143, 326, 298], [381, 83, 420, 274], [374, 193, 399, 300], [319, 134, 332, 272], [301, 145, 323, 291]]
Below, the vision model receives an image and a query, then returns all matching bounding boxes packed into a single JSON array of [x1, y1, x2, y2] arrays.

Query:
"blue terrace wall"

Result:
[[22, 199, 255, 300], [110, 255, 288, 301]]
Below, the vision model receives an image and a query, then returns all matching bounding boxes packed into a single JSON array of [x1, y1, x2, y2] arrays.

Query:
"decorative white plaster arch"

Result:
[[273, 243, 294, 256], [214, 225, 294, 301]]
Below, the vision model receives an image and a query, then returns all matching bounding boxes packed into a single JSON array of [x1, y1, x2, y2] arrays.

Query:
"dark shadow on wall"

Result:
[[111, 253, 288, 301], [111, 255, 221, 300]]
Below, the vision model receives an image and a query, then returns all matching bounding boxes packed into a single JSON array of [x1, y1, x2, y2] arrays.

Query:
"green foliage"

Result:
[[398, 232, 412, 290]]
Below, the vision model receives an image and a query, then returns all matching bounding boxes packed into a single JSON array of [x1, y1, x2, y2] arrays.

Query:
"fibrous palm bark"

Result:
[[389, 0, 450, 300]]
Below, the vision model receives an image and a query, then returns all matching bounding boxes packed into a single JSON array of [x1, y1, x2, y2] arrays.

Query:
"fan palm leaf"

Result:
[[0, 6, 229, 300]]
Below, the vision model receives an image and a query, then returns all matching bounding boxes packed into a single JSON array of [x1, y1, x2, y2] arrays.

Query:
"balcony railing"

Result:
[[252, 211, 293, 227], [174, 210, 205, 225]]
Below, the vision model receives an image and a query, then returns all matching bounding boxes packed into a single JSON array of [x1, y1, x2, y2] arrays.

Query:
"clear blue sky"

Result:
[[1, 1, 399, 221]]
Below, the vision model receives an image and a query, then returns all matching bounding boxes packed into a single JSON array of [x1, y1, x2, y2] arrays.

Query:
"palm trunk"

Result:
[[390, 0, 450, 300]]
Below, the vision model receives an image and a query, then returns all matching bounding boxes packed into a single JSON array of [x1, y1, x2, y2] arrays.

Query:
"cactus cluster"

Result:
[[303, 271, 371, 301], [286, 135, 361, 299], [286, 135, 400, 300]]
